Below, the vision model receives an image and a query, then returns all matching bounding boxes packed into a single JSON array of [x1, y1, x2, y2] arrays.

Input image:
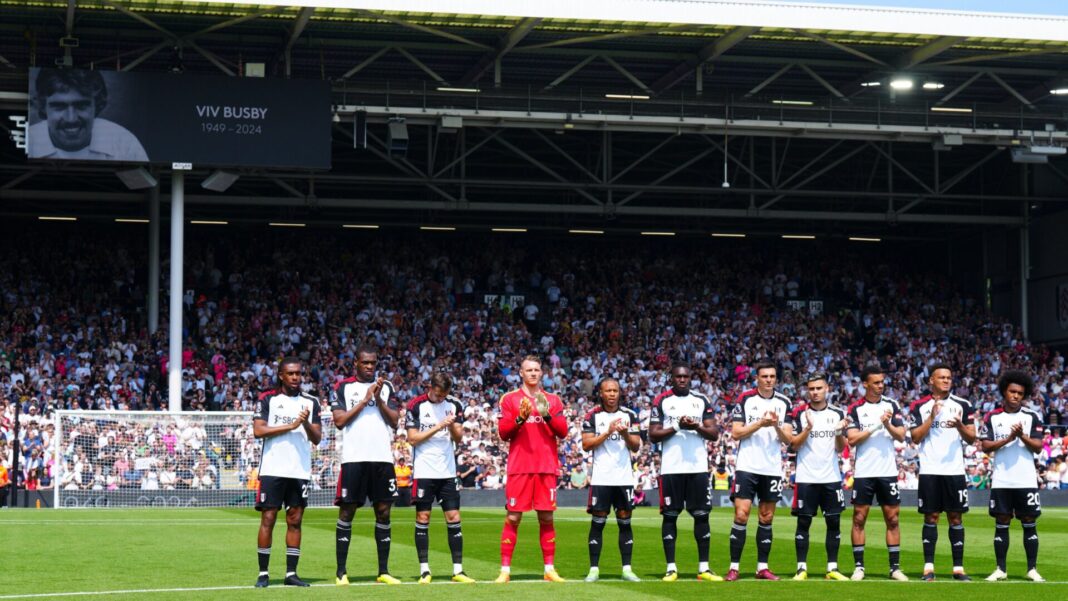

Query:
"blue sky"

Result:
[[795, 1, 1068, 16]]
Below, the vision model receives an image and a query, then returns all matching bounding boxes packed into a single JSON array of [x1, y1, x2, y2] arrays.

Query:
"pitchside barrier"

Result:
[[40, 410, 1068, 510]]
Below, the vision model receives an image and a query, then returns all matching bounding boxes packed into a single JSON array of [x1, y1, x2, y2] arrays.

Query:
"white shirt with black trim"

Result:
[[330, 378, 399, 464], [255, 391, 321, 480], [405, 394, 465, 480], [981, 408, 1043, 489], [650, 391, 715, 475], [907, 394, 974, 476], [790, 404, 846, 484], [846, 397, 904, 479], [582, 406, 640, 486], [731, 389, 792, 477]]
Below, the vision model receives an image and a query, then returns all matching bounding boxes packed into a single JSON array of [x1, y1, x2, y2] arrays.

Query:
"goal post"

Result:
[[53, 410, 339, 508]]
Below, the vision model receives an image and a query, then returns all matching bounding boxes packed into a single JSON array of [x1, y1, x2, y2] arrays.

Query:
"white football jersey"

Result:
[[255, 390, 321, 480], [650, 390, 714, 475], [907, 394, 974, 476], [846, 397, 904, 478], [981, 408, 1043, 489], [330, 378, 399, 463], [731, 389, 792, 477], [790, 404, 846, 484], [405, 393, 465, 480], [582, 406, 640, 486]]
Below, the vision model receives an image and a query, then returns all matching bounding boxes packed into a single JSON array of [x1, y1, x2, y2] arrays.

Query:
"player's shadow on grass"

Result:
[[346, 576, 387, 583]]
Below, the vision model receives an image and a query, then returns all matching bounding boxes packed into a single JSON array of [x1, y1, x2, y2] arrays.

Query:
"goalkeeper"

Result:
[[494, 355, 569, 583]]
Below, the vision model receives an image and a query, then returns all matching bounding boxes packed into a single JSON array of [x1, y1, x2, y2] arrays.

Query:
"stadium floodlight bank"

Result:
[[53, 411, 340, 509]]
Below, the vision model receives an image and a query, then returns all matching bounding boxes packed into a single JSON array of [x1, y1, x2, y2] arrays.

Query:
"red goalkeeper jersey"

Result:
[[497, 388, 568, 474]]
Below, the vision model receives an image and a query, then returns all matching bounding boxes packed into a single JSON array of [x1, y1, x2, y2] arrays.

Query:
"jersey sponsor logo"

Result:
[[272, 414, 299, 426], [808, 430, 838, 438], [931, 420, 961, 429]]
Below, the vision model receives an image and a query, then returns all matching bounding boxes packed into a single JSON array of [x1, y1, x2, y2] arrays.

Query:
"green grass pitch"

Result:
[[3, 505, 1067, 599]]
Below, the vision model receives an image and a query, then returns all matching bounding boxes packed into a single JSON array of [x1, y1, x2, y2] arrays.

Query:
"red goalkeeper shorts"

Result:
[[504, 473, 557, 512]]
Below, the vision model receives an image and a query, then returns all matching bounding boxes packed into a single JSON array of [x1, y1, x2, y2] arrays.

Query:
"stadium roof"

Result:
[[189, 0, 1068, 42], [1, 0, 1065, 236]]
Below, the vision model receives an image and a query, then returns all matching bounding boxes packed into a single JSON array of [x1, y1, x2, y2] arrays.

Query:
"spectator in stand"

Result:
[[0, 225, 1063, 499]]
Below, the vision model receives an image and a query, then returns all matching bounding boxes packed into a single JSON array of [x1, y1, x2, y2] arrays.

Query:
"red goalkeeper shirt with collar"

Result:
[[497, 388, 568, 475]]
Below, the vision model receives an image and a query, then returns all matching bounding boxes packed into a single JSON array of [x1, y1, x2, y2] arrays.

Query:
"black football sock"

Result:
[[993, 523, 1010, 572], [588, 516, 607, 567], [618, 517, 634, 566], [694, 511, 711, 564], [285, 547, 300, 575], [757, 522, 773, 565], [257, 546, 271, 574], [922, 523, 938, 565], [852, 545, 865, 570], [887, 545, 901, 572], [949, 524, 965, 569], [336, 519, 352, 577], [375, 520, 392, 575], [825, 515, 842, 568], [795, 516, 812, 565], [447, 521, 464, 565], [415, 521, 430, 564], [729, 521, 747, 564], [1022, 522, 1039, 571], [661, 513, 679, 565]]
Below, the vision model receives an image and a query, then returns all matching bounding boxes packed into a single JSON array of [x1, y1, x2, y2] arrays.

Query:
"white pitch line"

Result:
[[0, 580, 558, 599], [2, 578, 1066, 598]]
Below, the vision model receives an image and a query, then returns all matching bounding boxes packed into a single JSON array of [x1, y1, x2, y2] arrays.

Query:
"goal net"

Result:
[[54, 410, 339, 508]]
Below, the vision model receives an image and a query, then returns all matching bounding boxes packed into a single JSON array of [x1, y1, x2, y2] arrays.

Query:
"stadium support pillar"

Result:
[[148, 186, 161, 334], [1020, 225, 1030, 339], [168, 172, 184, 413]]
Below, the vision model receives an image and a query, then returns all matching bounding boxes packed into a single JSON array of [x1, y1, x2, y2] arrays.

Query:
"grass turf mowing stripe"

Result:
[[4, 507, 1067, 600]]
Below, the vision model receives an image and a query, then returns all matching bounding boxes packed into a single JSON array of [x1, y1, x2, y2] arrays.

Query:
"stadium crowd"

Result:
[[1, 227, 1067, 502]]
